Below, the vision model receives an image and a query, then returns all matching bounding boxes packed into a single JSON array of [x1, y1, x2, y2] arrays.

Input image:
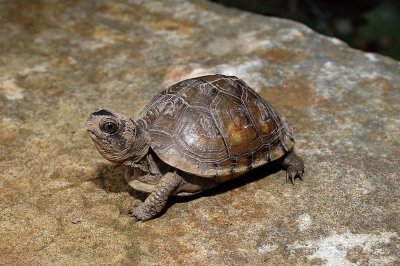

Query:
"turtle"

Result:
[[86, 74, 304, 221]]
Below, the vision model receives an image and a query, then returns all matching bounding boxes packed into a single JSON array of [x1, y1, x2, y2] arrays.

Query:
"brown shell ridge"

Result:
[[208, 90, 232, 158], [200, 75, 244, 99], [216, 89, 242, 102], [242, 87, 264, 145]]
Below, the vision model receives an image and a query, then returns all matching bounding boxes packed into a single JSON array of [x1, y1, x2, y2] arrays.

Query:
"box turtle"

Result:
[[86, 74, 304, 221]]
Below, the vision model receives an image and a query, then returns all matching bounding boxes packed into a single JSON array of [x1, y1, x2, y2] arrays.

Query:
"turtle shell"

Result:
[[137, 74, 294, 181]]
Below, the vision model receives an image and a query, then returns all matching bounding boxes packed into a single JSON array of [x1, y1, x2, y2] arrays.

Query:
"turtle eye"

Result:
[[100, 120, 119, 134]]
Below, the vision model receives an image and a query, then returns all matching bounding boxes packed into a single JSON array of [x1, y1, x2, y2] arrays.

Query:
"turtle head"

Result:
[[86, 109, 149, 164]]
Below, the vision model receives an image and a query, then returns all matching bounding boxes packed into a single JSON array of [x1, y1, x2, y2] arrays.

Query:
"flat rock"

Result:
[[0, 0, 399, 265]]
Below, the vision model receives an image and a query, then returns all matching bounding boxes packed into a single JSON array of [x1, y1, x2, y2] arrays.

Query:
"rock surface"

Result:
[[1, 0, 399, 265]]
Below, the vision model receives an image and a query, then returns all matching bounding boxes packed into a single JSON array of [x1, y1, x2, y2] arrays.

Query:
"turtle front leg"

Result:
[[129, 172, 181, 221], [282, 150, 304, 184]]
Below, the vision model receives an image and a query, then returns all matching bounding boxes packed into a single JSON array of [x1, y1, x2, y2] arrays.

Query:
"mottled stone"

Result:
[[0, 0, 399, 265]]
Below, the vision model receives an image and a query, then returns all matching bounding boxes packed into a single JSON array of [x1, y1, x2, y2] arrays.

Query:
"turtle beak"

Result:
[[87, 129, 97, 140], [85, 112, 98, 137], [87, 129, 97, 139]]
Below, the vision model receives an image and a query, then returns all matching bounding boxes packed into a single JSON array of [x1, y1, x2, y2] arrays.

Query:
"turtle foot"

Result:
[[128, 203, 154, 221], [286, 165, 304, 184], [283, 150, 304, 184]]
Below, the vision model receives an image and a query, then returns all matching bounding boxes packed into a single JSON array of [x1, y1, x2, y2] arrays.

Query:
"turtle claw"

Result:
[[286, 172, 294, 184], [128, 204, 153, 221], [128, 201, 152, 221], [286, 166, 303, 185]]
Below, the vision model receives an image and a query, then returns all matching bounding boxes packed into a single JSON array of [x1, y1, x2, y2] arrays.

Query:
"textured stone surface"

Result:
[[1, 0, 399, 265]]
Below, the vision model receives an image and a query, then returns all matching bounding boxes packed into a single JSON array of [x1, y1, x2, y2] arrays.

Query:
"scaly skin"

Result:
[[128, 172, 181, 221], [282, 150, 304, 184]]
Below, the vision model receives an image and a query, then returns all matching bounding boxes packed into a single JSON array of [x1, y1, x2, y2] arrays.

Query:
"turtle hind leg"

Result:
[[282, 150, 304, 184], [129, 172, 181, 221]]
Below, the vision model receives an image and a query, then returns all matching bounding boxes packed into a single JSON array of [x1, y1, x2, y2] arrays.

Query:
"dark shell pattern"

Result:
[[136, 74, 294, 180]]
